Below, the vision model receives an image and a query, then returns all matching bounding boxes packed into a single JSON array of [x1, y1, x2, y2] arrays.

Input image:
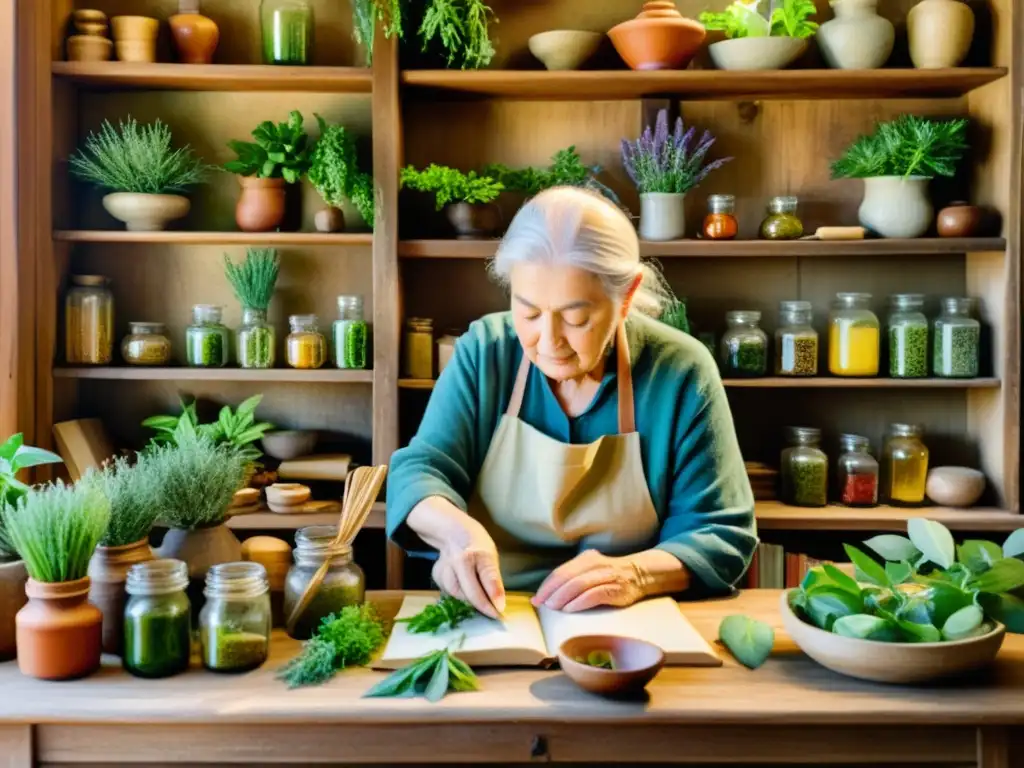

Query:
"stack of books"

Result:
[[745, 461, 778, 501], [743, 543, 854, 589]]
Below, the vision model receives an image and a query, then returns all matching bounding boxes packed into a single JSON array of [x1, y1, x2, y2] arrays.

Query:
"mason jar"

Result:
[[836, 434, 879, 507], [933, 297, 980, 378], [199, 562, 272, 673], [882, 424, 930, 506], [236, 308, 275, 369], [283, 525, 366, 640], [65, 274, 114, 364], [403, 317, 434, 379], [121, 321, 171, 366], [775, 300, 818, 376], [720, 310, 768, 377], [887, 293, 928, 379], [780, 426, 828, 507], [759, 196, 803, 240], [123, 559, 192, 679], [260, 0, 314, 65], [286, 314, 327, 369], [828, 292, 879, 376], [333, 295, 369, 370], [185, 304, 229, 368]]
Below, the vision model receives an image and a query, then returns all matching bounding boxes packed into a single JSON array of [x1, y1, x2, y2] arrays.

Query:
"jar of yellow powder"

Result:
[[403, 317, 434, 380], [286, 314, 326, 369], [828, 292, 879, 376], [881, 424, 929, 506]]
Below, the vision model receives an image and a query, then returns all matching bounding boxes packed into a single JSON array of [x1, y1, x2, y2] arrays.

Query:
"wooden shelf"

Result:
[[51, 62, 374, 93], [226, 503, 386, 531], [400, 377, 1000, 390], [401, 68, 1008, 101], [54, 367, 374, 383], [756, 501, 1021, 532], [54, 231, 374, 246]]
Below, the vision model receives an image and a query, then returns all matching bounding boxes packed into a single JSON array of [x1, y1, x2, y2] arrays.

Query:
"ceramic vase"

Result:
[[858, 176, 933, 238], [236, 176, 287, 232], [936, 202, 985, 237], [88, 539, 155, 656], [16, 577, 102, 680], [0, 559, 28, 661], [170, 0, 220, 64], [817, 0, 894, 69], [314, 207, 346, 233], [639, 193, 686, 241], [157, 523, 241, 619], [907, 0, 975, 69], [111, 16, 160, 63], [608, 1, 706, 71], [446, 202, 502, 239], [102, 192, 191, 231]]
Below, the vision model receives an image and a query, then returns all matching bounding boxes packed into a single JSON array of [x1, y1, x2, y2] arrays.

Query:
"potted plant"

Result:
[[620, 109, 732, 241], [307, 114, 375, 232], [400, 164, 504, 238], [483, 146, 621, 207], [699, 0, 818, 70], [1, 479, 110, 680], [69, 116, 209, 231], [225, 110, 312, 233], [830, 114, 969, 238], [224, 249, 280, 369]]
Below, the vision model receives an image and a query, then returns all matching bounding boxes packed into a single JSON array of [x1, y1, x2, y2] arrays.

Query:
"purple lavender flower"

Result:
[[621, 109, 732, 195]]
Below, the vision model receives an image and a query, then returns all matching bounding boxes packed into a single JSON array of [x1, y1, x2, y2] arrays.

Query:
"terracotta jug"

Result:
[[608, 1, 706, 71], [907, 0, 974, 68], [817, 0, 894, 69], [0, 559, 28, 661], [88, 539, 155, 656], [17, 577, 103, 680], [170, 0, 220, 64], [236, 176, 287, 232]]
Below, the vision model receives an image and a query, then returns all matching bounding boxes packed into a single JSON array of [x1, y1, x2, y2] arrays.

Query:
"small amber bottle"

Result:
[[703, 194, 738, 240]]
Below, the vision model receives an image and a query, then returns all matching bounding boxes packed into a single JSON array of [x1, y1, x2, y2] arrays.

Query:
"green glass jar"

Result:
[[780, 426, 828, 507], [261, 0, 313, 65], [933, 297, 980, 378], [236, 307, 275, 369], [759, 195, 804, 240], [333, 295, 369, 370], [199, 562, 272, 673], [185, 304, 229, 367], [720, 310, 767, 377], [887, 293, 929, 378], [123, 559, 192, 679], [283, 525, 366, 640]]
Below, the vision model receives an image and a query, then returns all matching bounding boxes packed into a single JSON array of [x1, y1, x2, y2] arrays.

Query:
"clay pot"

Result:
[[446, 202, 502, 239], [111, 16, 160, 63], [157, 523, 241, 618], [67, 36, 113, 62], [102, 192, 191, 231], [858, 176, 933, 238], [817, 0, 895, 69], [17, 577, 102, 680], [937, 202, 984, 237], [709, 36, 807, 70], [88, 539, 155, 656], [907, 0, 975, 69], [640, 192, 686, 241], [528, 30, 604, 71], [608, 1, 706, 71], [170, 0, 220, 64], [314, 206, 346, 233], [0, 559, 28, 661], [236, 176, 287, 232]]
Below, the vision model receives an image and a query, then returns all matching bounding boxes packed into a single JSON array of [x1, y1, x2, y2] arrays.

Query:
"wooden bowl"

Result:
[[558, 635, 664, 697], [528, 30, 603, 70], [261, 430, 318, 461], [265, 483, 311, 508]]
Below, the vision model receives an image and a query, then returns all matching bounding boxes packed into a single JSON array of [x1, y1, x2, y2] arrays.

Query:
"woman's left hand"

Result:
[[531, 550, 647, 613]]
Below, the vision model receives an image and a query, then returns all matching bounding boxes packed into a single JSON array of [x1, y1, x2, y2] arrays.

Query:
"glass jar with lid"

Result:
[[887, 293, 928, 379], [933, 297, 980, 378], [185, 304, 229, 367], [828, 292, 879, 376], [775, 300, 818, 376], [404, 317, 434, 379], [836, 434, 879, 507], [199, 562, 272, 673], [286, 314, 326, 369], [260, 0, 313, 65], [236, 308, 275, 369], [283, 525, 366, 640], [123, 559, 192, 679], [759, 196, 803, 240], [703, 194, 738, 240], [780, 427, 828, 507], [333, 295, 368, 370], [65, 274, 114, 365], [881, 424, 929, 506], [121, 322, 171, 366], [720, 310, 767, 377]]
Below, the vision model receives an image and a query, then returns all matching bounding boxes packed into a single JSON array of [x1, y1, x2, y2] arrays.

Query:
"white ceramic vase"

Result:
[[817, 0, 895, 69], [858, 176, 933, 238], [102, 192, 191, 231], [907, 0, 975, 68], [639, 192, 686, 241]]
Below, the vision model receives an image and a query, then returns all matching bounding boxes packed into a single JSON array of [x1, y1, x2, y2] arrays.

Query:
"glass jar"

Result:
[[933, 297, 980, 378], [286, 314, 327, 369], [775, 300, 818, 376], [720, 311, 767, 377], [260, 0, 313, 65], [887, 293, 928, 379], [65, 274, 114, 365], [121, 321, 171, 366], [236, 308, 275, 369], [199, 562, 272, 673], [123, 559, 192, 679], [437, 331, 459, 375], [828, 292, 879, 376], [185, 304, 229, 368], [759, 196, 803, 240], [403, 317, 434, 379], [333, 295, 369, 370], [780, 426, 828, 507], [283, 525, 366, 640], [882, 424, 929, 506], [836, 434, 879, 508], [703, 194, 738, 240]]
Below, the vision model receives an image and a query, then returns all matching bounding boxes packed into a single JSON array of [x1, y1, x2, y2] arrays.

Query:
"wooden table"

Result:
[[0, 589, 1022, 767]]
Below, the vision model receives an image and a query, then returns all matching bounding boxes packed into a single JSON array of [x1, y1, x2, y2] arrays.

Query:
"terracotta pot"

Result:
[[937, 201, 984, 237], [314, 206, 346, 233], [0, 559, 28, 661], [858, 176, 933, 238], [111, 16, 159, 63], [170, 1, 220, 64], [445, 202, 502, 239], [157, 524, 241, 618], [88, 539, 155, 656], [17, 577, 102, 680], [639, 192, 686, 241], [235, 176, 286, 232], [67, 35, 113, 62], [817, 0, 894, 69], [102, 192, 191, 231], [907, 0, 975, 69], [608, 1, 705, 71]]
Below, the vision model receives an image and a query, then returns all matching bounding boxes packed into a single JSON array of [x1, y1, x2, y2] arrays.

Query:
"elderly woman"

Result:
[[386, 186, 756, 617]]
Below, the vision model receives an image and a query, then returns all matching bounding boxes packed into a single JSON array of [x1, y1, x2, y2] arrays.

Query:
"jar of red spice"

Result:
[[836, 433, 879, 507], [703, 194, 738, 240]]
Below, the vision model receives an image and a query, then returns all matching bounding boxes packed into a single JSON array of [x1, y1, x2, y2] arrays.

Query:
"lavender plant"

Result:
[[621, 110, 732, 196]]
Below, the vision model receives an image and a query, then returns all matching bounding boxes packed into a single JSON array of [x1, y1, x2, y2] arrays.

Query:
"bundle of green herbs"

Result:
[[225, 111, 312, 184], [659, 298, 691, 334], [351, 0, 404, 65], [400, 164, 503, 209], [308, 115, 375, 228], [0, 433, 64, 559], [364, 645, 480, 702], [621, 109, 732, 196], [142, 395, 273, 466], [699, 0, 818, 39], [278, 604, 388, 688], [87, 455, 162, 548], [482, 146, 619, 205], [224, 248, 279, 313], [830, 115, 969, 179], [398, 594, 478, 634]]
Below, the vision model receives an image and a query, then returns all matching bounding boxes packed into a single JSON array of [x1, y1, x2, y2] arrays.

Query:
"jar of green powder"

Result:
[[780, 426, 829, 507], [185, 304, 229, 367], [721, 310, 768, 377], [333, 295, 369, 370], [759, 195, 804, 240], [236, 308, 276, 369], [933, 297, 980, 378], [283, 525, 366, 640], [199, 562, 271, 673], [123, 559, 192, 679], [887, 293, 928, 378]]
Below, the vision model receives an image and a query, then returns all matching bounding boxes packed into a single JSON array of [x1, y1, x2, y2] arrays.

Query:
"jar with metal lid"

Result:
[[775, 300, 818, 376], [887, 293, 928, 379], [199, 562, 271, 673], [933, 297, 980, 378], [720, 310, 767, 377], [759, 196, 803, 240], [780, 427, 828, 507], [283, 525, 366, 640], [121, 322, 171, 366], [881, 424, 929, 506], [185, 304, 229, 367], [286, 314, 326, 369], [123, 559, 192, 679], [65, 274, 114, 364], [703, 194, 738, 240], [333, 295, 368, 370], [836, 434, 879, 507], [828, 292, 879, 376], [236, 308, 275, 369], [404, 317, 434, 379], [437, 330, 460, 375]]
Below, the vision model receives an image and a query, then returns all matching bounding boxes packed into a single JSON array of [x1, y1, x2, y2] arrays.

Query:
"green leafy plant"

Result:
[[352, 0, 404, 65], [69, 117, 209, 195], [718, 614, 775, 669], [420, 0, 497, 70], [224, 111, 312, 183], [830, 115, 969, 180], [398, 595, 479, 634], [308, 115, 375, 227], [0, 434, 64, 558], [659, 298, 690, 334], [364, 644, 480, 702], [769, 0, 819, 38], [400, 164, 503, 209], [142, 395, 273, 465], [699, 0, 817, 38], [482, 147, 620, 205], [224, 249, 280, 312], [278, 604, 387, 688], [574, 650, 615, 669], [87, 455, 161, 548]]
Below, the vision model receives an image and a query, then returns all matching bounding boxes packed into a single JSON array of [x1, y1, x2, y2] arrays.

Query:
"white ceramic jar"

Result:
[[817, 0, 894, 69], [907, 0, 975, 68], [639, 192, 686, 241], [858, 176, 933, 239]]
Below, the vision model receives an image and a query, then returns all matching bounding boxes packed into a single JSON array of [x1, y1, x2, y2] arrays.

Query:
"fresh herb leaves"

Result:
[[718, 614, 775, 669], [364, 647, 480, 702], [398, 595, 479, 634], [830, 114, 969, 180], [575, 651, 615, 670], [698, 0, 817, 40], [277, 604, 387, 688]]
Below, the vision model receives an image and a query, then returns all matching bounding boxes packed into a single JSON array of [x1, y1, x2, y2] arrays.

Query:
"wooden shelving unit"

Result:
[[54, 231, 374, 246], [400, 377, 1002, 391], [226, 503, 386, 532], [754, 502, 1022, 532], [53, 367, 374, 383]]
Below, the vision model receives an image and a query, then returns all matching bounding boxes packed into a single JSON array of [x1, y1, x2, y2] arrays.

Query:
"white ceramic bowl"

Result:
[[708, 36, 807, 70], [528, 30, 603, 71]]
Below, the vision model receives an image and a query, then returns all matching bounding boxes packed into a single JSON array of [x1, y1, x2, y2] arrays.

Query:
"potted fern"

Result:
[[69, 116, 209, 232], [699, 0, 818, 70], [224, 249, 280, 369], [308, 114, 375, 232], [400, 164, 504, 238], [830, 115, 969, 238]]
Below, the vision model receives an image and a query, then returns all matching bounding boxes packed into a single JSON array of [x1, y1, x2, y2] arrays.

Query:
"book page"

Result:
[[537, 597, 722, 667]]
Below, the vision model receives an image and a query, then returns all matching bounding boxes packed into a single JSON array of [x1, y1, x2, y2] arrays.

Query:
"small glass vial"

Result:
[[703, 194, 738, 240], [65, 274, 114, 365], [403, 317, 434, 379], [260, 0, 313, 65], [286, 314, 326, 369], [236, 308, 275, 369], [780, 426, 829, 507], [887, 294, 928, 379], [333, 295, 369, 370], [720, 311, 767, 377], [836, 434, 879, 508], [759, 196, 803, 240], [828, 292, 879, 376], [933, 297, 980, 378], [123, 559, 192, 679], [437, 330, 460, 375], [775, 300, 818, 376], [283, 525, 366, 640], [199, 562, 272, 673], [185, 304, 229, 368], [882, 424, 929, 506], [121, 321, 171, 366]]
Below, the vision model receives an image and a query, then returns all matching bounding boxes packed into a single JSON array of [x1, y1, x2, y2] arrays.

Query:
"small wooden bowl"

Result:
[[558, 635, 664, 697], [266, 483, 311, 508]]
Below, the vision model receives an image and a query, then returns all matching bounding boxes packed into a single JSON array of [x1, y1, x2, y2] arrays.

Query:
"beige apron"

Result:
[[466, 323, 660, 590]]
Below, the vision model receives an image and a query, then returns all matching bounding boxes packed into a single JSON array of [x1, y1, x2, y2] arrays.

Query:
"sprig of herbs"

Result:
[[482, 146, 619, 205], [351, 0, 404, 65], [768, 0, 819, 38], [830, 115, 969, 180], [398, 595, 479, 634], [224, 248, 280, 313], [277, 604, 387, 688], [364, 645, 480, 702], [400, 164, 503, 209], [419, 0, 497, 70], [699, 0, 770, 39]]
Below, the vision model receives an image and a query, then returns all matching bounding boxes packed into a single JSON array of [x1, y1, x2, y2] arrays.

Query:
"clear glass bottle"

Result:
[[933, 297, 980, 378], [236, 308, 275, 369], [720, 310, 767, 377], [703, 194, 738, 240], [882, 424, 929, 506], [283, 525, 366, 640], [286, 314, 326, 369], [185, 304, 229, 368], [887, 293, 929, 379], [260, 0, 313, 65], [123, 559, 192, 679], [836, 434, 879, 508], [775, 300, 818, 376], [780, 427, 829, 507], [121, 321, 171, 366], [403, 317, 434, 379], [759, 196, 803, 240], [65, 274, 114, 365], [199, 562, 272, 673], [828, 292, 879, 376], [333, 295, 368, 370]]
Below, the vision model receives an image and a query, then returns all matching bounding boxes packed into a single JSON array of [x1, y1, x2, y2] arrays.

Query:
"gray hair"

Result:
[[489, 186, 672, 317]]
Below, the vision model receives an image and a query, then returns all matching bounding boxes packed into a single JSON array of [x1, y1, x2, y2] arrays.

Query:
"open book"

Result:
[[374, 594, 722, 670]]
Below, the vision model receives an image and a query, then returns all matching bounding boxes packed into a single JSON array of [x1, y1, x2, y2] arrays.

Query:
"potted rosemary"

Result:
[[308, 114, 375, 232], [699, 0, 818, 70], [224, 248, 280, 369], [400, 164, 504, 238]]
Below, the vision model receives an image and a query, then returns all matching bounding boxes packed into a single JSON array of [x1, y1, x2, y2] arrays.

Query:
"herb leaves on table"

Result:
[[277, 604, 387, 689], [397, 595, 479, 634], [363, 647, 480, 702], [718, 615, 775, 669]]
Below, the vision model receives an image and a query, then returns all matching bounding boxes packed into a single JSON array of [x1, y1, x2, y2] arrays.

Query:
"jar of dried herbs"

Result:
[[829, 292, 879, 376], [887, 293, 928, 379], [333, 295, 368, 370], [881, 424, 929, 506], [236, 308, 275, 369], [199, 562, 271, 673], [775, 300, 818, 376], [933, 297, 980, 378], [780, 426, 828, 507], [185, 304, 229, 368], [720, 310, 767, 377], [703, 194, 738, 240], [286, 314, 326, 369], [759, 196, 803, 240], [65, 274, 114, 365], [403, 317, 434, 379], [121, 322, 171, 366], [283, 525, 365, 640], [836, 434, 879, 508], [123, 559, 192, 679]]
